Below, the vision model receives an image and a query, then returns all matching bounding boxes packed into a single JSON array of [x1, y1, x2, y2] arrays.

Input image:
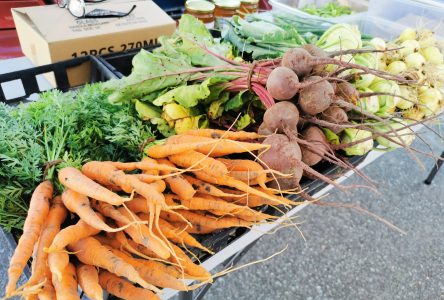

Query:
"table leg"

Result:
[[424, 150, 444, 185]]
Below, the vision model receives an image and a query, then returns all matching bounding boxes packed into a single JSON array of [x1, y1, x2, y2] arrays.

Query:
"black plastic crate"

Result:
[[0, 55, 117, 104]]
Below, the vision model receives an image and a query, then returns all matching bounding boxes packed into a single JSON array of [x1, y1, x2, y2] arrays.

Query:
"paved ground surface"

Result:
[[1, 130, 443, 300], [206, 130, 444, 300]]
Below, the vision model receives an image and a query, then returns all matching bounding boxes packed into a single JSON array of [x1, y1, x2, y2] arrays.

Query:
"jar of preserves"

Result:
[[214, 0, 240, 18], [240, 0, 259, 15], [185, 0, 215, 24]]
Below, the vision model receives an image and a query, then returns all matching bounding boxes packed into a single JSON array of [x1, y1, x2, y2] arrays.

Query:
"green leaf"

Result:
[[135, 100, 161, 120], [225, 90, 250, 111], [236, 114, 253, 130], [106, 50, 193, 104], [208, 92, 230, 119]]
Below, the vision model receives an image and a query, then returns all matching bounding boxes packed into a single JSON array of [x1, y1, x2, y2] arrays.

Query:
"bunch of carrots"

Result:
[[4, 129, 301, 300]]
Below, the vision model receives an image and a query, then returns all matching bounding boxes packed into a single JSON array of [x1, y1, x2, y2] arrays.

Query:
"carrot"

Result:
[[108, 248, 191, 291], [126, 196, 149, 214], [169, 222, 217, 234], [169, 150, 228, 177], [182, 175, 245, 198], [161, 210, 252, 230], [146, 140, 219, 158], [138, 213, 213, 254], [193, 171, 290, 206], [166, 135, 269, 157], [47, 251, 69, 283], [217, 187, 298, 206], [157, 159, 195, 200], [61, 189, 130, 233], [51, 262, 80, 300], [168, 243, 212, 280], [27, 196, 67, 289], [110, 160, 178, 172], [99, 271, 160, 300], [182, 129, 263, 140], [116, 207, 170, 259], [37, 266, 56, 300], [58, 167, 129, 206], [164, 194, 268, 221], [141, 157, 160, 176], [76, 263, 103, 300], [218, 158, 269, 188], [68, 237, 159, 292], [5, 181, 53, 297]]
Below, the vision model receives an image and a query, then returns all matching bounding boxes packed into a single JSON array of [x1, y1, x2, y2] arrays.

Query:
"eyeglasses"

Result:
[[57, 0, 137, 19]]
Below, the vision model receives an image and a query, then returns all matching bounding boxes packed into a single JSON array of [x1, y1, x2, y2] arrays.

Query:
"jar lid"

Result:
[[186, 0, 215, 13], [214, 0, 240, 9], [241, 0, 259, 4]]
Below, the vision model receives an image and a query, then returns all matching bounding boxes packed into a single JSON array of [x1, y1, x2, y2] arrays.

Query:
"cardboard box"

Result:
[[12, 0, 176, 86]]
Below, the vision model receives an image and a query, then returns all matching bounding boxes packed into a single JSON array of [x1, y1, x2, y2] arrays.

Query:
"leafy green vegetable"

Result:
[[0, 84, 153, 231], [302, 2, 352, 18], [316, 23, 362, 51]]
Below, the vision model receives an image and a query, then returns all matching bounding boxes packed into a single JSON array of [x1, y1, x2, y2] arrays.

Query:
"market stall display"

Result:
[[1, 4, 444, 299]]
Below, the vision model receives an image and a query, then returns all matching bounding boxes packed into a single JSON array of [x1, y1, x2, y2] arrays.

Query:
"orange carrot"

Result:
[[51, 262, 79, 300], [138, 213, 213, 254], [146, 140, 219, 158], [192, 171, 290, 206], [157, 159, 195, 200], [110, 160, 178, 172], [76, 263, 103, 300], [182, 129, 263, 140], [27, 196, 67, 289], [161, 210, 252, 230], [58, 167, 129, 206], [169, 244, 212, 280], [169, 150, 228, 177], [48, 251, 69, 283], [164, 194, 267, 220], [5, 181, 53, 297], [218, 158, 269, 188], [61, 189, 128, 233], [99, 271, 160, 300], [182, 175, 244, 198], [38, 266, 56, 300], [217, 187, 297, 206], [166, 135, 269, 157], [108, 248, 192, 291], [169, 222, 217, 234], [115, 207, 170, 259], [82, 161, 166, 207], [46, 218, 102, 254], [126, 196, 149, 214], [68, 237, 159, 292]]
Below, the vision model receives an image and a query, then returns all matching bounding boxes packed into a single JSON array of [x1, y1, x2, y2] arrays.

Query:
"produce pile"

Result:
[[1, 13, 444, 300], [301, 1, 352, 18], [5, 129, 300, 300]]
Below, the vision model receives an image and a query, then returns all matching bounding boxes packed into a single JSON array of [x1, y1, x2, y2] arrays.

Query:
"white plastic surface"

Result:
[[367, 0, 444, 37]]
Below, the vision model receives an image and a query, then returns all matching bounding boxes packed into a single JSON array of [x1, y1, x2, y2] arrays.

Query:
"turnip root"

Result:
[[300, 127, 329, 166], [259, 134, 303, 189], [298, 76, 334, 115], [262, 101, 299, 133], [266, 67, 300, 100]]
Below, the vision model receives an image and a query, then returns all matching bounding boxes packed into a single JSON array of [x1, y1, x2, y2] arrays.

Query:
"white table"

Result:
[[0, 56, 386, 300]]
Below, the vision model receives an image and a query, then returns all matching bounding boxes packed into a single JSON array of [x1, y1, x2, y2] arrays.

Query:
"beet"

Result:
[[300, 126, 329, 166], [263, 101, 299, 133], [259, 134, 303, 189], [266, 67, 300, 101], [298, 76, 334, 115], [335, 82, 359, 105], [281, 48, 313, 78], [302, 44, 328, 58], [321, 106, 348, 124], [257, 122, 274, 135]]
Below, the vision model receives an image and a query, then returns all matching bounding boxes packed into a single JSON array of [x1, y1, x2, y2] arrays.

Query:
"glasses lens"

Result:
[[68, 0, 86, 17], [57, 0, 68, 8]]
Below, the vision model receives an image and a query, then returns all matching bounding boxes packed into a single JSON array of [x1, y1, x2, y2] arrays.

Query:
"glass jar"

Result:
[[240, 0, 259, 15], [185, 0, 215, 24], [214, 0, 240, 18]]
